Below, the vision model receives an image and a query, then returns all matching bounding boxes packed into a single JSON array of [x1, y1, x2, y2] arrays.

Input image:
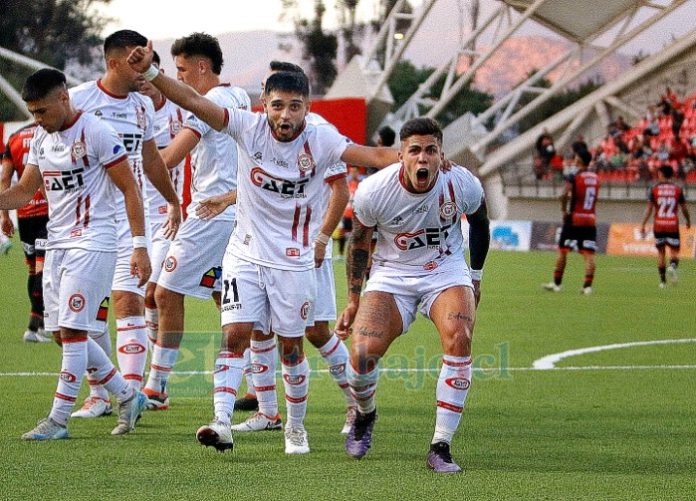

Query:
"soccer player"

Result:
[[138, 50, 186, 358], [336, 118, 490, 473], [69, 30, 182, 419], [128, 42, 398, 454], [0, 69, 149, 439], [141, 33, 250, 411], [334, 117, 490, 473], [542, 147, 599, 294], [1, 122, 52, 342], [640, 165, 691, 288]]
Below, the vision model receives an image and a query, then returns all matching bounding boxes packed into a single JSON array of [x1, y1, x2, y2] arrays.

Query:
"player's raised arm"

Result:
[[106, 158, 151, 287], [0, 163, 42, 212], [127, 41, 226, 131], [341, 144, 399, 170]]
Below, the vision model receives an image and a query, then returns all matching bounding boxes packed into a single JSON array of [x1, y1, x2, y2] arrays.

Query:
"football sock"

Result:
[[318, 333, 354, 406], [144, 306, 159, 350], [658, 265, 666, 283], [553, 269, 563, 286], [116, 316, 148, 390], [347, 363, 379, 415], [583, 272, 594, 288], [146, 343, 179, 395], [432, 355, 472, 445], [86, 324, 111, 401], [49, 336, 88, 426], [669, 258, 679, 269], [242, 348, 257, 398], [282, 356, 309, 428], [86, 337, 133, 403], [251, 338, 279, 417], [213, 351, 245, 424]]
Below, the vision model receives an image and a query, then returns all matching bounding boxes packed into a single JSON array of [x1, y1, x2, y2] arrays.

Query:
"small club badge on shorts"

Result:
[[439, 201, 457, 220], [297, 152, 315, 174], [71, 141, 87, 161], [68, 293, 86, 313]]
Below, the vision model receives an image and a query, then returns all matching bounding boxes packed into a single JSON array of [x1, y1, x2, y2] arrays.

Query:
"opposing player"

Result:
[[69, 30, 181, 419], [0, 69, 148, 439], [138, 50, 186, 355], [1, 122, 52, 342], [128, 43, 399, 454], [142, 33, 250, 411], [335, 117, 490, 473], [542, 148, 599, 294], [640, 165, 691, 287]]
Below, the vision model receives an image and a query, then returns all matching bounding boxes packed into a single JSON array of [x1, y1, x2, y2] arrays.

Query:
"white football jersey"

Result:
[[146, 97, 185, 221], [222, 108, 349, 270], [27, 112, 127, 251], [353, 163, 483, 276], [69, 80, 155, 218], [185, 84, 250, 221]]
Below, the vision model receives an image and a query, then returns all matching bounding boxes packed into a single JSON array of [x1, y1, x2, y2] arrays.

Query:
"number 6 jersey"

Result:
[[27, 112, 128, 251]]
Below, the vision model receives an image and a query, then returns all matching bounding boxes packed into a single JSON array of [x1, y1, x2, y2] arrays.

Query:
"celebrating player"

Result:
[[335, 117, 490, 473], [0, 69, 149, 439], [640, 165, 691, 287]]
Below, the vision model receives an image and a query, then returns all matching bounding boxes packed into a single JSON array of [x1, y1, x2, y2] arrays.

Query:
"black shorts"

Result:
[[17, 215, 49, 259], [653, 231, 680, 249], [559, 223, 597, 253], [342, 216, 353, 233]]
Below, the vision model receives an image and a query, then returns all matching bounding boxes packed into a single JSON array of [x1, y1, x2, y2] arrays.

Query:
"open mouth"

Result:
[[279, 123, 292, 133], [416, 168, 429, 182]]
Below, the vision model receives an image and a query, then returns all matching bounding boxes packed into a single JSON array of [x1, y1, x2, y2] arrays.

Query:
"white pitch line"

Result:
[[2, 364, 696, 378], [532, 338, 696, 370]]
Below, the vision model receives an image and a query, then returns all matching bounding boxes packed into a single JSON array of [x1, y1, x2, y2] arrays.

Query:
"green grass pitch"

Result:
[[1, 238, 694, 500]]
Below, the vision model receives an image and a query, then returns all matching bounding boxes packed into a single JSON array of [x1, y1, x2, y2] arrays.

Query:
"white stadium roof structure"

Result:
[[326, 0, 696, 218]]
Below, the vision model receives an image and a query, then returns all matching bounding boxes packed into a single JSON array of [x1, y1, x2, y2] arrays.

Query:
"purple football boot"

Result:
[[426, 442, 463, 473], [345, 409, 377, 459]]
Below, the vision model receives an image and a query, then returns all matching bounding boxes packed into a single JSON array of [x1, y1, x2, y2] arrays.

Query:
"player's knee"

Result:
[[144, 286, 156, 309], [446, 328, 473, 355], [305, 322, 330, 347], [279, 336, 304, 365], [154, 286, 180, 312]]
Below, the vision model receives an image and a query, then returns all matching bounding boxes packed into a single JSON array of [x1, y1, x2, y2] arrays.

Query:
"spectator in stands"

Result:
[[534, 128, 555, 180], [671, 105, 685, 140], [643, 105, 660, 138], [367, 125, 396, 176]]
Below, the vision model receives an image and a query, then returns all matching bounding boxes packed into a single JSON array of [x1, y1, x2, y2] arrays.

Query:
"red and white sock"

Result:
[[213, 351, 245, 424], [145, 343, 179, 395], [347, 363, 379, 415], [86, 324, 110, 401], [282, 356, 309, 428], [432, 355, 472, 444], [116, 316, 148, 390], [318, 333, 354, 407], [49, 336, 88, 425], [144, 306, 159, 350], [242, 348, 256, 398], [86, 337, 133, 403], [251, 338, 279, 417]]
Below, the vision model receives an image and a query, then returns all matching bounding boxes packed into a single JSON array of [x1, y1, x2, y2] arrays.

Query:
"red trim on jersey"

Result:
[[302, 206, 312, 247], [437, 400, 463, 413], [80, 130, 89, 167], [291, 205, 301, 242], [104, 154, 128, 169], [154, 96, 166, 112], [97, 79, 128, 99], [60, 111, 83, 132], [325, 172, 347, 184], [75, 195, 82, 227], [216, 83, 231, 88], [183, 125, 202, 139], [84, 194, 90, 228]]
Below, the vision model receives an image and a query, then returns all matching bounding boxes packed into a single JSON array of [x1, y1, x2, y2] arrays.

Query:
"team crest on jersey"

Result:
[[199, 267, 222, 288], [164, 256, 177, 272], [297, 152, 315, 173], [169, 118, 182, 136], [71, 140, 86, 160], [439, 201, 457, 220], [300, 301, 311, 320], [68, 293, 86, 313]]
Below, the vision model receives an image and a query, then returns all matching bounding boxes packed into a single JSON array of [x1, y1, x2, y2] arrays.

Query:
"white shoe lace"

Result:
[[286, 427, 306, 446]]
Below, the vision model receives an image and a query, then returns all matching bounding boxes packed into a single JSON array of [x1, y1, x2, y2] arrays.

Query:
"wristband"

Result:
[[470, 269, 483, 281], [132, 236, 148, 249], [143, 65, 160, 81], [315, 232, 331, 246]]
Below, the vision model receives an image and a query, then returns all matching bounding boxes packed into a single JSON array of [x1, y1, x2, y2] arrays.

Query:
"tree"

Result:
[[0, 0, 112, 120]]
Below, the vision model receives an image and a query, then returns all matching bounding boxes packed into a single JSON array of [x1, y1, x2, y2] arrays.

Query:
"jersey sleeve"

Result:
[[324, 161, 347, 182], [352, 181, 376, 227], [26, 134, 40, 167], [315, 124, 351, 167], [92, 121, 128, 169], [222, 106, 257, 143], [456, 167, 484, 215]]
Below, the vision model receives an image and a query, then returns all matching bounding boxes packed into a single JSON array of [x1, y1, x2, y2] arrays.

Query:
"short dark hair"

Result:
[[575, 148, 592, 167], [152, 50, 161, 66], [269, 60, 305, 75], [22, 69, 67, 102], [658, 165, 674, 178], [399, 118, 442, 143], [378, 125, 396, 147], [264, 71, 310, 98], [104, 30, 147, 56], [171, 32, 223, 75]]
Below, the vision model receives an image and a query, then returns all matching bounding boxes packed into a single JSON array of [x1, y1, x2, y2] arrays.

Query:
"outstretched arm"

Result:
[[0, 164, 41, 211], [142, 138, 181, 239], [341, 144, 398, 170], [128, 41, 226, 131]]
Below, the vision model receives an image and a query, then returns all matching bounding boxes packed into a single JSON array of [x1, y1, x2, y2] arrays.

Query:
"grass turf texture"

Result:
[[1, 239, 694, 499]]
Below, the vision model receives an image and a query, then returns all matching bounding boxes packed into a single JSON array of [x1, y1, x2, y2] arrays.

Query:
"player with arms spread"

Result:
[[640, 165, 691, 287], [542, 148, 599, 294], [0, 69, 149, 440], [335, 117, 490, 473]]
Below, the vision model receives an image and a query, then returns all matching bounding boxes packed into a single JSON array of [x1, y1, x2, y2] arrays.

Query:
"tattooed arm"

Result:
[[335, 215, 374, 338]]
